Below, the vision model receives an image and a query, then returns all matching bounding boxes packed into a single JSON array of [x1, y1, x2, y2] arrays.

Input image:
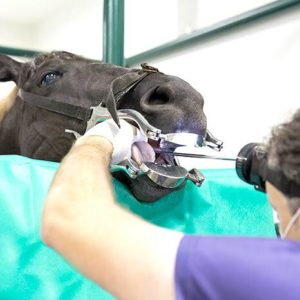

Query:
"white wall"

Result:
[[35, 0, 103, 59], [0, 0, 103, 59], [125, 0, 178, 57], [1, 1, 299, 169], [0, 20, 35, 50]]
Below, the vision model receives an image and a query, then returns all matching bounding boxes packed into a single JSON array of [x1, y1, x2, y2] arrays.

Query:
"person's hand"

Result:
[[78, 119, 154, 165]]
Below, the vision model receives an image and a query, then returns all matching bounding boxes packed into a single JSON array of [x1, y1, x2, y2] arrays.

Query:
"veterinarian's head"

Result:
[[264, 109, 300, 240], [236, 110, 300, 240], [236, 109, 300, 241]]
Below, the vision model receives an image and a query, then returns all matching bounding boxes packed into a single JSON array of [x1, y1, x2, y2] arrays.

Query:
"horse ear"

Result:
[[0, 55, 22, 83]]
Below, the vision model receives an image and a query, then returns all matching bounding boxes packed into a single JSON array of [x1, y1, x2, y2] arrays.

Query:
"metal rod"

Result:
[[103, 0, 125, 66], [172, 152, 237, 161], [0, 46, 42, 57], [155, 148, 237, 161]]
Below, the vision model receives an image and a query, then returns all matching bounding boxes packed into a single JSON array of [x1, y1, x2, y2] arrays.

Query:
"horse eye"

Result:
[[41, 72, 60, 86]]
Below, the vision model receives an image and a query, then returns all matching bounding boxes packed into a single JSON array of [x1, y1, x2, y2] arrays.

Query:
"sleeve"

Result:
[[175, 235, 300, 300]]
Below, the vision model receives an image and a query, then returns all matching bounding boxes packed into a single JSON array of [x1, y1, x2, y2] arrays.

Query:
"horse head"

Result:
[[0, 51, 208, 201]]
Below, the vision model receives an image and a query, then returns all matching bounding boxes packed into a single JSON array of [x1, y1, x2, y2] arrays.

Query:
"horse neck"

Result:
[[0, 86, 21, 154]]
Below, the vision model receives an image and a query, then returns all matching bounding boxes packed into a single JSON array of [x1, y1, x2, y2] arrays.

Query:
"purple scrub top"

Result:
[[175, 235, 300, 300]]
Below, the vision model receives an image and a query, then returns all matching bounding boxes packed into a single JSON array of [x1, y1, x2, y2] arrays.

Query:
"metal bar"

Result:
[[103, 0, 125, 66], [0, 46, 42, 57], [173, 152, 236, 161], [158, 150, 237, 161], [126, 0, 300, 66]]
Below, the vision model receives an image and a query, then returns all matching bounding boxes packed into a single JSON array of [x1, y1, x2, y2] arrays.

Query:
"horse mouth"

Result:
[[131, 140, 177, 166]]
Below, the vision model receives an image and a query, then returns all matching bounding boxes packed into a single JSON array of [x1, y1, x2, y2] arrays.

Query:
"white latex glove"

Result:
[[83, 119, 148, 164]]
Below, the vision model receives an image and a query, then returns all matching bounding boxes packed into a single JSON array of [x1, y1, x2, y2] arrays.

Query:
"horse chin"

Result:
[[113, 140, 187, 203]]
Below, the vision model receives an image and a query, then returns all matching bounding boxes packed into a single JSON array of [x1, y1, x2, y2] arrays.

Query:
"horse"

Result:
[[0, 51, 207, 201]]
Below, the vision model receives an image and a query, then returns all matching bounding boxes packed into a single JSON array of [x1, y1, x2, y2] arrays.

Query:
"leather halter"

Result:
[[18, 64, 159, 129]]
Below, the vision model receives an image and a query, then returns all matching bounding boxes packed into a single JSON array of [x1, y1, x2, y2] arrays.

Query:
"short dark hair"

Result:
[[267, 109, 300, 213]]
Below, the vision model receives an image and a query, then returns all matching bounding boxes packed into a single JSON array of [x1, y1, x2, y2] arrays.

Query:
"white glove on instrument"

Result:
[[83, 119, 148, 164]]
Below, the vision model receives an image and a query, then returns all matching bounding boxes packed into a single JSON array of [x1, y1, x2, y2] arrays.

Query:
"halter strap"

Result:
[[19, 90, 93, 121], [18, 64, 159, 128], [106, 71, 150, 127]]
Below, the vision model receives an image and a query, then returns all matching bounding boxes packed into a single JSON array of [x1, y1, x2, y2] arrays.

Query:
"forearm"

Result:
[[42, 135, 116, 254], [41, 135, 182, 300], [46, 135, 115, 206]]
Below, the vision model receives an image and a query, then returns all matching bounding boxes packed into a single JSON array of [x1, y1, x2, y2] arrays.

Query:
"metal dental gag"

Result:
[[77, 105, 224, 189]]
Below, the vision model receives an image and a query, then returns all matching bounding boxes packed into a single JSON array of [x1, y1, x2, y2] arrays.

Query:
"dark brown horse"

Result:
[[0, 51, 207, 201]]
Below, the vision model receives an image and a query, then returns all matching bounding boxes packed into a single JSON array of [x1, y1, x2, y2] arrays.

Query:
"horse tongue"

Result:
[[131, 141, 155, 165]]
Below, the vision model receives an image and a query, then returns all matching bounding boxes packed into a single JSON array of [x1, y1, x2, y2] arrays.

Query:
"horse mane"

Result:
[[0, 85, 18, 122]]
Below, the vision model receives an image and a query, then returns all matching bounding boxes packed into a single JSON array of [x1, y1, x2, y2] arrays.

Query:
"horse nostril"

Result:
[[142, 86, 173, 107]]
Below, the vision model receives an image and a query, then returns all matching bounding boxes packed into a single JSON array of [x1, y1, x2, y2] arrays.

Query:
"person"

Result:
[[41, 111, 300, 300]]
